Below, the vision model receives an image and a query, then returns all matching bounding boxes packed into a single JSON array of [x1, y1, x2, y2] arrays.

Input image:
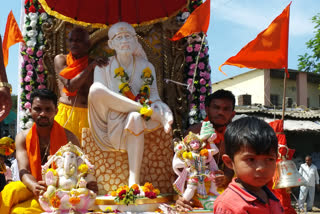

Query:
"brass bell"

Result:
[[273, 158, 307, 189]]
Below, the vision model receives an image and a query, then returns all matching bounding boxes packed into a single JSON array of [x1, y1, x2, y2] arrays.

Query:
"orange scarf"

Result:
[[26, 121, 68, 181], [60, 52, 89, 96]]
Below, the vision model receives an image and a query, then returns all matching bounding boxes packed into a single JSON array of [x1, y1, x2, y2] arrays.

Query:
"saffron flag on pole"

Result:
[[170, 0, 210, 41], [219, 2, 291, 76], [2, 11, 24, 67]]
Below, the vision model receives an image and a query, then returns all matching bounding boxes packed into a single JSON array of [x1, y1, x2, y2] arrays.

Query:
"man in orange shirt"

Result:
[[0, 89, 97, 214]]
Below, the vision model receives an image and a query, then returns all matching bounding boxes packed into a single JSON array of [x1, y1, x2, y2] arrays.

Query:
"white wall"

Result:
[[212, 69, 265, 105]]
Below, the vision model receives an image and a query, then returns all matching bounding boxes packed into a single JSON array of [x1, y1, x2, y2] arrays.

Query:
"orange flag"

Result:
[[2, 11, 24, 67], [219, 2, 291, 76], [170, 0, 210, 41]]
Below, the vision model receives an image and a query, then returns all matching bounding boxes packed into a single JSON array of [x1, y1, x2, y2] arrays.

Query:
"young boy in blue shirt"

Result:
[[214, 117, 283, 213]]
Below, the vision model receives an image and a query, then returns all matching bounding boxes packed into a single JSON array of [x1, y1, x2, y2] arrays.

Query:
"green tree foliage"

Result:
[[298, 13, 320, 73]]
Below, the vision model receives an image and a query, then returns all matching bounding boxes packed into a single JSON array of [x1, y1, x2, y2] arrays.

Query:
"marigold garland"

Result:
[[114, 62, 154, 120]]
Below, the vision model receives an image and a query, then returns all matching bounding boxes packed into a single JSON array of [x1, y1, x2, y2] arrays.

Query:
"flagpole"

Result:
[[281, 72, 287, 121], [190, 33, 205, 94]]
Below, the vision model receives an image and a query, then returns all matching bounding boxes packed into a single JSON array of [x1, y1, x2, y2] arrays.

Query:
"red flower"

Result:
[[25, 8, 28, 14], [29, 5, 36, 13], [145, 191, 157, 199], [38, 8, 45, 13], [25, 0, 29, 5], [133, 189, 140, 195], [118, 189, 127, 199]]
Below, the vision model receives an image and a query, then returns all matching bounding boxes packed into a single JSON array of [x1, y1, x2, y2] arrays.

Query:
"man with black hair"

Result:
[[0, 89, 97, 214], [176, 89, 236, 212]]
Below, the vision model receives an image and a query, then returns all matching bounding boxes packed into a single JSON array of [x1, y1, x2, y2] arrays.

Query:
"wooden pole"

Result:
[[281, 72, 287, 120]]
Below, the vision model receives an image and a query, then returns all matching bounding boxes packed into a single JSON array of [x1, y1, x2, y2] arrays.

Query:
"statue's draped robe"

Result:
[[88, 56, 172, 151]]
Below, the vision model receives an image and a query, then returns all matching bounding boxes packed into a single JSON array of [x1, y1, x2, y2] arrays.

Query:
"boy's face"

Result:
[[223, 146, 277, 190]]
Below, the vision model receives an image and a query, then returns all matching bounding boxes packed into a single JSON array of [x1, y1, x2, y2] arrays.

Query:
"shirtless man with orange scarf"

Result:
[[54, 27, 108, 141], [0, 89, 97, 213]]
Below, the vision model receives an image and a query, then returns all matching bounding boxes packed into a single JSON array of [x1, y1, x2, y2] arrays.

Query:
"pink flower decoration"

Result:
[[188, 70, 195, 76], [38, 73, 44, 79], [204, 47, 208, 54], [26, 93, 31, 100], [24, 76, 32, 82], [38, 58, 43, 65], [200, 86, 207, 93], [186, 46, 193, 53], [23, 55, 29, 61], [194, 44, 201, 52], [200, 71, 206, 77], [27, 71, 33, 76], [198, 62, 205, 70], [200, 103, 205, 110], [205, 72, 211, 80], [36, 50, 43, 57], [25, 85, 32, 91], [187, 78, 193, 85], [190, 103, 195, 109], [21, 45, 26, 51], [37, 77, 44, 83], [188, 85, 196, 93], [30, 58, 35, 63], [200, 78, 206, 85], [38, 84, 46, 89], [200, 95, 205, 102], [189, 63, 196, 70], [186, 56, 193, 63], [199, 53, 204, 58], [37, 65, 44, 72], [26, 48, 34, 55], [24, 102, 31, 109], [21, 61, 25, 67], [26, 64, 34, 71]]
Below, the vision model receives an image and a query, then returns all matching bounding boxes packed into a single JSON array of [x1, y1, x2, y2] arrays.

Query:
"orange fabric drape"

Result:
[[170, 0, 210, 41], [219, 2, 291, 77], [25, 121, 68, 181], [2, 11, 24, 67], [59, 52, 89, 96]]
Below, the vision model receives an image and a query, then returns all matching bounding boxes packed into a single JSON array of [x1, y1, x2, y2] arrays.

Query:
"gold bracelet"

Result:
[[0, 82, 12, 93]]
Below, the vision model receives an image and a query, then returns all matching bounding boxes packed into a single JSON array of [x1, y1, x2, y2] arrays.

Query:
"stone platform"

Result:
[[81, 128, 176, 195]]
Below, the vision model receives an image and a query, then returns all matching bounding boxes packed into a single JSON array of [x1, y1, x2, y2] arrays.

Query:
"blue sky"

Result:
[[1, 0, 320, 95]]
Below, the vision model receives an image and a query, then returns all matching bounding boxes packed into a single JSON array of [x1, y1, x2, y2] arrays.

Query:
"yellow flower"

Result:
[[144, 182, 154, 191], [153, 188, 160, 195], [140, 85, 150, 95], [119, 82, 130, 93], [46, 168, 58, 176], [105, 207, 113, 212], [182, 151, 193, 159], [111, 191, 117, 197], [200, 149, 208, 157], [114, 67, 124, 77], [131, 184, 139, 191], [141, 186, 150, 193], [142, 67, 152, 78], [140, 106, 153, 117], [78, 164, 89, 174]]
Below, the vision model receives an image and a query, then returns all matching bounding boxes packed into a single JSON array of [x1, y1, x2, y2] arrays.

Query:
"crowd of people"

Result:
[[0, 24, 319, 214]]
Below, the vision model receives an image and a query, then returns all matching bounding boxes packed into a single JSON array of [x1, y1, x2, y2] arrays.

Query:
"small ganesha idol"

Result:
[[39, 142, 96, 214], [172, 121, 220, 210]]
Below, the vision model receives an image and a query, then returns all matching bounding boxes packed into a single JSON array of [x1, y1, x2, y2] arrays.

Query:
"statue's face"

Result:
[[110, 32, 137, 54]]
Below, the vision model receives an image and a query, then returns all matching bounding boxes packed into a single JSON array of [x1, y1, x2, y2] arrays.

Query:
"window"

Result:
[[270, 94, 279, 107]]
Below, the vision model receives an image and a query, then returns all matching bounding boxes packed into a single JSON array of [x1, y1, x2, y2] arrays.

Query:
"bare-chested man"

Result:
[[54, 27, 107, 141]]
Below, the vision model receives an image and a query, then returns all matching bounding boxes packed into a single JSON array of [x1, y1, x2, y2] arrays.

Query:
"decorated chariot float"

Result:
[[17, 0, 215, 213]]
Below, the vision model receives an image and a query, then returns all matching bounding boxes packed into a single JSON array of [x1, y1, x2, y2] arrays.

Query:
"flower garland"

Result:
[[20, 0, 49, 129], [177, 0, 212, 127], [110, 183, 160, 206], [114, 60, 154, 120]]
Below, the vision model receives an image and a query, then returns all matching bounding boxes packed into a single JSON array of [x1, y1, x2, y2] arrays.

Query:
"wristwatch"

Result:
[[0, 82, 12, 93]]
